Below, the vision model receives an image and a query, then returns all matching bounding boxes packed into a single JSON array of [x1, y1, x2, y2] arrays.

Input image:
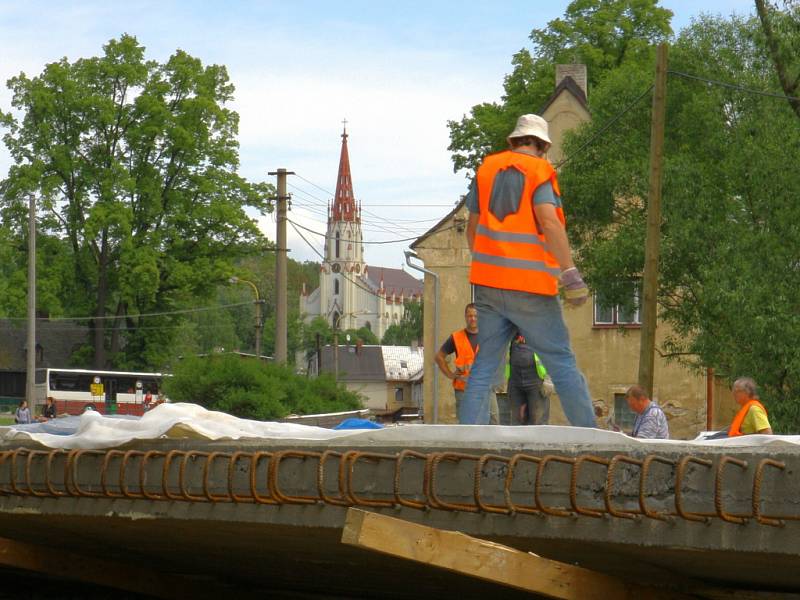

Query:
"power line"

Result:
[[555, 84, 654, 169], [288, 183, 422, 235], [668, 70, 800, 101], [0, 301, 254, 323], [292, 172, 428, 236], [288, 218, 454, 244], [290, 220, 420, 304], [289, 220, 388, 302]]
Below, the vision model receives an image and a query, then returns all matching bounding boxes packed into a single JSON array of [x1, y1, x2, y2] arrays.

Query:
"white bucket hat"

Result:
[[507, 114, 552, 146]]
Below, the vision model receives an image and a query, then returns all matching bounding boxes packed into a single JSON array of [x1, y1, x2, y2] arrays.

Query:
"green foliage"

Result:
[[163, 354, 361, 420], [559, 13, 800, 431], [0, 35, 272, 369], [381, 301, 423, 346], [448, 0, 672, 173]]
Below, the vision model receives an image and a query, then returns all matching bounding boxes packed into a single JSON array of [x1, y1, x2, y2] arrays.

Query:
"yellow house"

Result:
[[411, 65, 736, 438]]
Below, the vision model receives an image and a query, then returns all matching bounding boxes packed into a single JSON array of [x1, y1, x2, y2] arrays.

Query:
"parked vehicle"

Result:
[[34, 368, 167, 416]]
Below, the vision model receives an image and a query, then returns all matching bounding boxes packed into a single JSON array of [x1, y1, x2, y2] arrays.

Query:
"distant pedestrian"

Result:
[[14, 400, 32, 425], [625, 385, 669, 439], [42, 397, 57, 419]]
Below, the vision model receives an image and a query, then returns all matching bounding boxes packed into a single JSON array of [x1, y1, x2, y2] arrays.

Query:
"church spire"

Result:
[[331, 120, 359, 223]]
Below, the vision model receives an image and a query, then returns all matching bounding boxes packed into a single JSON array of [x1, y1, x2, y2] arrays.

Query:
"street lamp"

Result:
[[229, 276, 264, 360]]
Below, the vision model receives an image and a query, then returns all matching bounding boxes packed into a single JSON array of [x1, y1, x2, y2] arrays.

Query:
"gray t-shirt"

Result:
[[631, 402, 670, 439]]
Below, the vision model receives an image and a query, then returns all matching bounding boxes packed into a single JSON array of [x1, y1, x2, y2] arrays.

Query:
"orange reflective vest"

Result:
[[470, 150, 564, 295], [452, 329, 477, 391], [728, 399, 767, 437]]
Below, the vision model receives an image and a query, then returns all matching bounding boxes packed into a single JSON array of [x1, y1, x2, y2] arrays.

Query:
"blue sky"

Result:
[[0, 0, 756, 267]]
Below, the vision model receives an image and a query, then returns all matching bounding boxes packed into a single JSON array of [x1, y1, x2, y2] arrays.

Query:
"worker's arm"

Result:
[[434, 350, 458, 381], [757, 426, 774, 435], [466, 212, 479, 252], [533, 202, 574, 270]]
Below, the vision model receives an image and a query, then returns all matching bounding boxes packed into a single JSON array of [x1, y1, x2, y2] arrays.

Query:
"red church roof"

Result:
[[330, 123, 360, 223]]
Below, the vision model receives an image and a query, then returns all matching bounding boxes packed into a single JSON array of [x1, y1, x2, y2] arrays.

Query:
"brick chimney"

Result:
[[556, 64, 587, 99]]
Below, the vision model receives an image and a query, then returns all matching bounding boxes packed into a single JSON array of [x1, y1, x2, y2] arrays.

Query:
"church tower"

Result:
[[320, 123, 365, 331]]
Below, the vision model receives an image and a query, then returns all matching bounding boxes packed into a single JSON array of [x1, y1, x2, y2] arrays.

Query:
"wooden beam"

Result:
[[341, 508, 694, 600], [0, 536, 241, 600]]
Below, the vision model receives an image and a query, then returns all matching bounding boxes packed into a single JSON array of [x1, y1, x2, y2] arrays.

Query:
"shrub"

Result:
[[164, 354, 361, 420]]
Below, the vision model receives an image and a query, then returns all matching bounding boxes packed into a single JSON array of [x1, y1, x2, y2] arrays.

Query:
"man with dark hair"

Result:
[[460, 113, 595, 426], [625, 385, 669, 439], [435, 303, 498, 424]]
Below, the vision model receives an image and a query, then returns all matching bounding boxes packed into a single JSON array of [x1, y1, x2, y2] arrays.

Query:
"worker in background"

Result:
[[507, 334, 550, 425], [625, 385, 669, 439], [460, 113, 595, 426], [728, 377, 772, 436], [435, 303, 499, 424]]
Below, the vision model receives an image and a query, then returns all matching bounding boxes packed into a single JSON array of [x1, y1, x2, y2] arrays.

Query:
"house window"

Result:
[[593, 290, 640, 326], [395, 387, 404, 403], [334, 279, 339, 295], [335, 232, 340, 258], [613, 393, 637, 433]]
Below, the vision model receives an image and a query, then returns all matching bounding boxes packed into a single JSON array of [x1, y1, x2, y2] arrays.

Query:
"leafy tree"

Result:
[[0, 35, 271, 369], [381, 301, 423, 346], [755, 0, 800, 119], [447, 0, 672, 173], [163, 353, 361, 420], [559, 14, 800, 431]]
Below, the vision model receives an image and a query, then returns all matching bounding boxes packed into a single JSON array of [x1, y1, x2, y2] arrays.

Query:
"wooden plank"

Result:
[[341, 508, 694, 600], [0, 536, 241, 599]]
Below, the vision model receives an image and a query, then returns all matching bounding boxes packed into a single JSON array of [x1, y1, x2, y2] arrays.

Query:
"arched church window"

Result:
[[335, 232, 340, 258], [365, 321, 371, 331], [334, 279, 339, 295]]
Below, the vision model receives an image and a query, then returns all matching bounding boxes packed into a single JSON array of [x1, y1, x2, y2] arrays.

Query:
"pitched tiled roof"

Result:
[[319, 345, 386, 382], [0, 319, 89, 371], [365, 266, 423, 297]]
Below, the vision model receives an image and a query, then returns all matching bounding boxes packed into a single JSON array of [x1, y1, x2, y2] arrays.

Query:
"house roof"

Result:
[[318, 345, 425, 383], [410, 197, 466, 249], [0, 319, 89, 371], [319, 345, 386, 382], [381, 345, 424, 382], [539, 75, 588, 114], [365, 266, 423, 297]]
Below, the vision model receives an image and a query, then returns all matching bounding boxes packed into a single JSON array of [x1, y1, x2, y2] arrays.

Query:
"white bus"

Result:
[[34, 368, 167, 416]]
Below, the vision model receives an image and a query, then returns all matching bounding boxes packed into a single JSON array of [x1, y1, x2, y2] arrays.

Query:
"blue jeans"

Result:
[[455, 388, 499, 424], [461, 285, 595, 427]]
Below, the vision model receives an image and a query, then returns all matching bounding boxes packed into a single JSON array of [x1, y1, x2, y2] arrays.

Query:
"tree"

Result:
[[755, 0, 800, 119], [0, 35, 271, 369], [447, 0, 672, 173], [163, 354, 361, 420], [381, 301, 423, 346], [559, 14, 800, 431]]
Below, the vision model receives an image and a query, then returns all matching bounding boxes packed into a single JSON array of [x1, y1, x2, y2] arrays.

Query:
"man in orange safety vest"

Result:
[[460, 113, 595, 426], [435, 303, 499, 424]]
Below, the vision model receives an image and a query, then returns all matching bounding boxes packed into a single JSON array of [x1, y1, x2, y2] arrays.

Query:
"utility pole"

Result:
[[269, 168, 294, 364], [638, 43, 668, 398], [26, 194, 36, 408]]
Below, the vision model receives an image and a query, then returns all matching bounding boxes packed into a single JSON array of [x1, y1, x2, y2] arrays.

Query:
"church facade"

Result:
[[300, 127, 423, 340]]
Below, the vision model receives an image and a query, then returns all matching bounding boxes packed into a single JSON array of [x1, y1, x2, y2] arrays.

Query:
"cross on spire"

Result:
[[341, 118, 348, 136]]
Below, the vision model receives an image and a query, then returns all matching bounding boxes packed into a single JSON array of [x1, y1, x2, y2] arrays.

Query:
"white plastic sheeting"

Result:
[[0, 402, 798, 450]]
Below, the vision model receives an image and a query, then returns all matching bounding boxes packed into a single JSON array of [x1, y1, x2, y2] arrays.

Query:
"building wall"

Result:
[[342, 381, 389, 411]]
